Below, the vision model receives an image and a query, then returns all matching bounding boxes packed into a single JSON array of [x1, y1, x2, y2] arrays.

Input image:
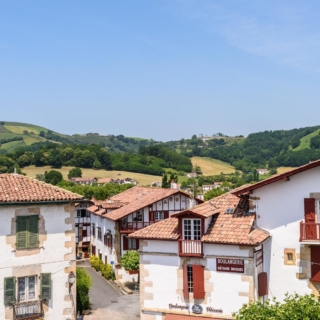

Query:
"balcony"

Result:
[[14, 300, 44, 320], [179, 240, 203, 257], [300, 221, 320, 242], [120, 221, 156, 233]]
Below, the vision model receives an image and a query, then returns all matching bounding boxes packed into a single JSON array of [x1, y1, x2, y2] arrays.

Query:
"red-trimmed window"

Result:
[[97, 227, 102, 240], [311, 246, 320, 282], [123, 236, 138, 251], [183, 264, 205, 299]]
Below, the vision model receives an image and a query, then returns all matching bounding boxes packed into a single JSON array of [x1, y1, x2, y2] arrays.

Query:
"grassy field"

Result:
[[191, 156, 236, 175], [293, 129, 320, 151], [22, 166, 162, 186], [0, 140, 26, 151], [4, 123, 49, 135], [277, 166, 296, 174]]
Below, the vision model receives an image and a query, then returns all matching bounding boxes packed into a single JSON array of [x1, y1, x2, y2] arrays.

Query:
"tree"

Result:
[[204, 188, 226, 201], [161, 173, 170, 188], [92, 160, 103, 169], [39, 131, 45, 137], [45, 170, 63, 185], [35, 174, 46, 182], [68, 167, 82, 179], [76, 267, 92, 314], [233, 293, 320, 320], [121, 250, 140, 271]]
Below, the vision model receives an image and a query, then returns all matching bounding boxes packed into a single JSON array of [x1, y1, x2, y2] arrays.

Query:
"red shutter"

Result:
[[258, 272, 268, 297], [149, 211, 154, 222], [164, 211, 169, 219], [123, 236, 128, 250], [192, 265, 205, 299], [91, 245, 96, 256], [183, 264, 189, 299], [311, 246, 320, 281], [83, 229, 87, 237], [304, 198, 316, 239], [104, 234, 107, 246], [109, 234, 113, 249]]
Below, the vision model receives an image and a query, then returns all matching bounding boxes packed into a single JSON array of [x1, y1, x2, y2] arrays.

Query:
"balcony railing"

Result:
[[14, 300, 44, 320], [120, 221, 156, 232], [179, 240, 203, 257], [300, 221, 320, 241]]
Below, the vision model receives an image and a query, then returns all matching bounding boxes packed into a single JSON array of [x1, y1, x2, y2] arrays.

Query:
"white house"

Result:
[[0, 174, 83, 320], [69, 177, 97, 185], [202, 185, 214, 193], [130, 159, 320, 319], [89, 186, 203, 282], [75, 202, 91, 259], [256, 168, 268, 175]]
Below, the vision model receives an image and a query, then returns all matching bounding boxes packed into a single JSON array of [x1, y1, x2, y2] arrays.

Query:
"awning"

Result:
[[165, 314, 222, 320]]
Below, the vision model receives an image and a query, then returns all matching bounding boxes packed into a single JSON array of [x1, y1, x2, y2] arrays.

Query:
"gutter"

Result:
[[0, 199, 88, 206]]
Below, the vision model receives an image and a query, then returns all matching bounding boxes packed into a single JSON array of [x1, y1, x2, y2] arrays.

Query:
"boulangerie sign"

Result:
[[216, 258, 244, 273]]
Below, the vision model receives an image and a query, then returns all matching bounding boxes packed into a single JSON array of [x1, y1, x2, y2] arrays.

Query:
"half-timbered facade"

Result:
[[89, 186, 203, 282]]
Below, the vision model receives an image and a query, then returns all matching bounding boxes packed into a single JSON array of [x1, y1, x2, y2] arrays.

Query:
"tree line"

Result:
[[0, 143, 192, 176]]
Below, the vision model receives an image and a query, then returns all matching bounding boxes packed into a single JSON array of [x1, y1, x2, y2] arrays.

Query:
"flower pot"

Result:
[[128, 270, 139, 274]]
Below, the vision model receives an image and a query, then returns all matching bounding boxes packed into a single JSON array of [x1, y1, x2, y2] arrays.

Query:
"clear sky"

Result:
[[1, 1, 320, 141]]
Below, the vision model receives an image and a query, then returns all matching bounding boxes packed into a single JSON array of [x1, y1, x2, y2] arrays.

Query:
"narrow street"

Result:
[[79, 263, 140, 320]]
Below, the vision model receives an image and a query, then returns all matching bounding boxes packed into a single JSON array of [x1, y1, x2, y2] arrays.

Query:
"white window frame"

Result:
[[182, 219, 201, 240], [154, 211, 164, 221], [18, 275, 37, 302]]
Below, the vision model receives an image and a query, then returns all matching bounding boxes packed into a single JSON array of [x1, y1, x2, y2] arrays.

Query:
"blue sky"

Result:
[[1, 0, 320, 141]]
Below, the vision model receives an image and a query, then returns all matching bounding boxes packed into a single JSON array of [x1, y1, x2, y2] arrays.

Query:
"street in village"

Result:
[[78, 262, 140, 320]]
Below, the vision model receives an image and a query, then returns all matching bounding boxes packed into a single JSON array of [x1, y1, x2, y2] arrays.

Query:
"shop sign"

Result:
[[168, 303, 189, 311], [256, 250, 263, 267], [207, 307, 223, 313], [192, 304, 203, 314], [216, 258, 244, 273]]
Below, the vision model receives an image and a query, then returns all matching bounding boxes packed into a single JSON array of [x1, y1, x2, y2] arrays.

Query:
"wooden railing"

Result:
[[179, 240, 203, 257], [14, 300, 44, 320], [300, 221, 320, 241], [120, 221, 156, 232]]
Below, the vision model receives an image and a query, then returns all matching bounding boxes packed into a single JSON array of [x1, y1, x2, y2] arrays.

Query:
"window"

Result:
[[16, 215, 39, 250], [104, 233, 113, 249], [154, 212, 164, 221], [77, 209, 87, 218], [183, 264, 205, 299], [183, 219, 201, 240], [123, 236, 138, 250], [92, 224, 95, 237], [136, 211, 143, 222], [4, 273, 51, 305], [18, 276, 36, 302], [97, 227, 102, 240], [311, 246, 320, 282]]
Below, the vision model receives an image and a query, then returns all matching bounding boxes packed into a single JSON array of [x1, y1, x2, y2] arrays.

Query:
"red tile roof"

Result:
[[106, 186, 188, 221], [97, 178, 112, 183], [232, 160, 320, 195], [0, 174, 83, 203], [130, 192, 269, 245]]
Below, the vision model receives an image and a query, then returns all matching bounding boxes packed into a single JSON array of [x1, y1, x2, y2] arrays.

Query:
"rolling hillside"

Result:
[[191, 157, 235, 175]]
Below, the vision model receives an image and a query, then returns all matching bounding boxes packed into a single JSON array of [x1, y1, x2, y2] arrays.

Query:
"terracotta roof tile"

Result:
[[130, 192, 269, 245], [129, 218, 179, 240], [0, 174, 83, 203]]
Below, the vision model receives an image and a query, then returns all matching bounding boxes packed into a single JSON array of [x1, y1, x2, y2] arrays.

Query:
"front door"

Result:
[[305, 198, 316, 239]]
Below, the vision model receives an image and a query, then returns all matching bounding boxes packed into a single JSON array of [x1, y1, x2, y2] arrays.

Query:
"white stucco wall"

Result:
[[0, 204, 75, 320], [252, 166, 320, 300]]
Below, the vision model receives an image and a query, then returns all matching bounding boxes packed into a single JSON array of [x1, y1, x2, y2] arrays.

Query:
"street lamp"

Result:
[[68, 271, 76, 292]]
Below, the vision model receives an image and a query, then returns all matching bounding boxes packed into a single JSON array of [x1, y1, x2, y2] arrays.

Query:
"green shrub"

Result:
[[76, 267, 92, 314], [90, 256, 115, 280], [121, 250, 140, 271]]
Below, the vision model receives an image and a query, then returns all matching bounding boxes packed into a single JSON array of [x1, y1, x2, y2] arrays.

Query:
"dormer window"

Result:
[[183, 219, 201, 240]]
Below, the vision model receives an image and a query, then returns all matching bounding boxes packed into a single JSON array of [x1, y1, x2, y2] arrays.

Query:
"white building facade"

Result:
[[130, 161, 320, 320], [0, 174, 83, 320]]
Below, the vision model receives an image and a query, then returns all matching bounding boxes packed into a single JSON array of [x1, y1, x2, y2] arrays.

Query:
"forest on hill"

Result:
[[0, 143, 192, 176], [164, 126, 320, 172]]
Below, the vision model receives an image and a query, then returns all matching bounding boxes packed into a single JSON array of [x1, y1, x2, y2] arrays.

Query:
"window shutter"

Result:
[[104, 234, 107, 246], [40, 273, 51, 300], [4, 277, 16, 305], [183, 264, 189, 299], [164, 211, 169, 219], [123, 236, 128, 250], [27, 215, 39, 249], [16, 216, 27, 250], [311, 246, 320, 281], [109, 234, 113, 249], [149, 211, 154, 222], [258, 272, 268, 297], [192, 265, 205, 299]]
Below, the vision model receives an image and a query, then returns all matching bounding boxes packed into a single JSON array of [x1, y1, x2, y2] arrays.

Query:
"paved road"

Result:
[[79, 263, 140, 320]]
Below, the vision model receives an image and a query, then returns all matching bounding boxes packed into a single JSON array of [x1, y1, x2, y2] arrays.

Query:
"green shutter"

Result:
[[40, 273, 51, 300], [16, 216, 27, 250], [27, 215, 39, 249], [4, 277, 16, 305]]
